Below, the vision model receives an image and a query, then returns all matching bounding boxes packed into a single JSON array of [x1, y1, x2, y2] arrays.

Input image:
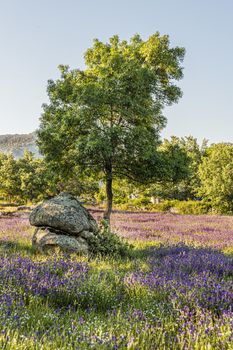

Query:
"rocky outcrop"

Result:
[[32, 227, 89, 254], [29, 193, 98, 235], [29, 193, 99, 254]]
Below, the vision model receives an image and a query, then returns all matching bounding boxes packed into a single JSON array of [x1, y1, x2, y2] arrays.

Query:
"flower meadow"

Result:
[[0, 212, 233, 349]]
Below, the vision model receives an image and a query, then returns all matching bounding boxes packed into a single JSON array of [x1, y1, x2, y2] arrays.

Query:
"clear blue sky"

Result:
[[0, 0, 232, 143]]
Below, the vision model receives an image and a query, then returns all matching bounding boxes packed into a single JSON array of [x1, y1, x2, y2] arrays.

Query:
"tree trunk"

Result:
[[103, 168, 113, 224]]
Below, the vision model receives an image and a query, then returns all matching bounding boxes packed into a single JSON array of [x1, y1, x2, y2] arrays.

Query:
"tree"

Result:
[[141, 137, 191, 200], [0, 151, 49, 203], [0, 154, 21, 201], [17, 151, 49, 202], [149, 136, 208, 200], [178, 136, 208, 198], [197, 143, 233, 213], [37, 33, 185, 222]]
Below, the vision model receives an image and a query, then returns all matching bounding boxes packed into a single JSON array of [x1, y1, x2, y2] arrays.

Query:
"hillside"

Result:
[[0, 132, 41, 158]]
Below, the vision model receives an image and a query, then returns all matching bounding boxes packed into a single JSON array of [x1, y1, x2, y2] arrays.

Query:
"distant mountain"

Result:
[[0, 132, 41, 158]]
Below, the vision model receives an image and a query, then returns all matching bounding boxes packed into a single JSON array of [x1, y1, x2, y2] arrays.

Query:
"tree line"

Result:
[[0, 139, 232, 214]]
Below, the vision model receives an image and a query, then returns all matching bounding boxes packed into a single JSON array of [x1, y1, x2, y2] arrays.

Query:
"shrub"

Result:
[[114, 197, 152, 211], [88, 221, 133, 257], [114, 198, 224, 216], [150, 200, 179, 212], [173, 200, 211, 215], [209, 199, 233, 215]]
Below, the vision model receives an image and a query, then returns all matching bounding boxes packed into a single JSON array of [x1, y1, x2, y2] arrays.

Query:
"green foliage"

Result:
[[46, 168, 100, 203], [173, 200, 211, 215], [17, 151, 48, 202], [198, 143, 233, 213], [0, 153, 21, 200], [113, 199, 212, 215], [130, 197, 152, 207], [145, 136, 208, 201], [0, 151, 49, 203], [37, 33, 185, 218], [88, 221, 133, 257], [181, 136, 208, 197], [94, 137, 191, 209], [151, 199, 179, 212], [113, 199, 176, 212], [159, 137, 191, 183]]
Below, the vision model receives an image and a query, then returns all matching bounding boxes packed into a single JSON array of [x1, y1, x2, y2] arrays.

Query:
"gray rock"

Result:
[[29, 192, 98, 236], [32, 227, 89, 254], [79, 231, 95, 239]]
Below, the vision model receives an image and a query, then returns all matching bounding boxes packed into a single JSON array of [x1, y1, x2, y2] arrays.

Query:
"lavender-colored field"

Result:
[[0, 212, 233, 349], [93, 211, 233, 251], [1, 212, 233, 250]]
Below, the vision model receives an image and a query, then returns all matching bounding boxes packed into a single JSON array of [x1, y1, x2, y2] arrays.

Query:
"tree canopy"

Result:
[[198, 143, 233, 213], [37, 33, 185, 221], [0, 151, 48, 202]]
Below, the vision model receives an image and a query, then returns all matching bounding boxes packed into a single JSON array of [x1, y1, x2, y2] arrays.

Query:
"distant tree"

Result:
[[37, 33, 185, 222], [164, 136, 208, 199], [142, 137, 191, 200], [198, 143, 233, 213], [179, 136, 208, 198], [0, 152, 7, 168], [17, 151, 49, 202], [0, 151, 52, 203], [147, 136, 208, 200], [0, 154, 21, 201]]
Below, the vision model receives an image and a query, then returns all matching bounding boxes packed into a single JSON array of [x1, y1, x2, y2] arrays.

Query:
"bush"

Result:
[[150, 200, 179, 212], [88, 221, 133, 257], [114, 197, 152, 211], [172, 200, 211, 215], [114, 198, 222, 215], [209, 199, 233, 215]]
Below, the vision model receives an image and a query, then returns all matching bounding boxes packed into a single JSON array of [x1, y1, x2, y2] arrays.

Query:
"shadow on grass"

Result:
[[131, 241, 233, 259], [0, 239, 232, 317], [0, 239, 36, 255], [39, 243, 233, 314]]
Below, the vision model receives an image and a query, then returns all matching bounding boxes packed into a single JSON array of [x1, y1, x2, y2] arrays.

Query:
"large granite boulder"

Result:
[[29, 192, 98, 236], [32, 228, 89, 254], [29, 192, 99, 254]]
